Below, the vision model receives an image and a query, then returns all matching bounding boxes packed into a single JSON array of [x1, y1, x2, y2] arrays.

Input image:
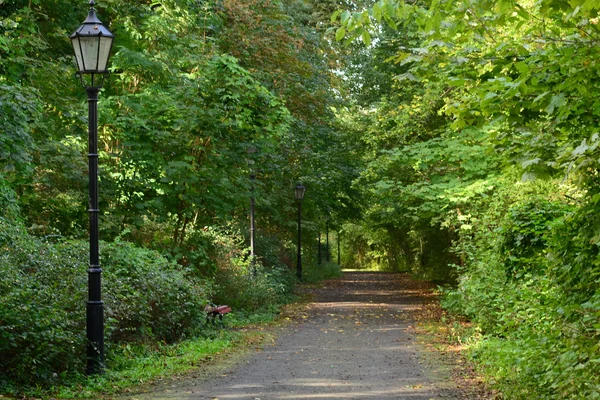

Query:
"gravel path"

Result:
[[136, 272, 466, 399]]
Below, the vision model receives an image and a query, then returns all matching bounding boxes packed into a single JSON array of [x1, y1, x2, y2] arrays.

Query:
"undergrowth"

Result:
[[302, 261, 342, 283], [440, 180, 600, 399], [0, 217, 340, 398]]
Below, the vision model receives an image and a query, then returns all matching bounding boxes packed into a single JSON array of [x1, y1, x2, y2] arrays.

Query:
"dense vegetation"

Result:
[[334, 0, 600, 398], [2, 0, 600, 398]]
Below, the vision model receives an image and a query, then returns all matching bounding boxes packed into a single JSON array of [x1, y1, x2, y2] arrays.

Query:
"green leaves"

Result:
[[545, 93, 566, 115], [0, 227, 211, 386], [340, 10, 352, 25], [333, 0, 600, 395], [0, 84, 40, 182]]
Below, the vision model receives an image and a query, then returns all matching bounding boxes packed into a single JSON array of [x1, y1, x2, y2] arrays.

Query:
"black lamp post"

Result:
[[318, 229, 321, 266], [247, 147, 257, 274], [70, 0, 114, 375], [326, 217, 330, 263], [249, 172, 256, 273], [294, 183, 306, 281], [338, 230, 341, 265]]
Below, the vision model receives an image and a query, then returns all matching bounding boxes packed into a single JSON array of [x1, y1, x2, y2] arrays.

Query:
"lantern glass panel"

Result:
[[71, 36, 85, 72], [97, 35, 113, 71], [295, 185, 306, 201], [71, 35, 99, 72]]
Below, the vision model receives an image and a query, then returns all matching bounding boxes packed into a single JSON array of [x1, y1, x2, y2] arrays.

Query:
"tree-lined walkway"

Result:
[[135, 272, 469, 399]]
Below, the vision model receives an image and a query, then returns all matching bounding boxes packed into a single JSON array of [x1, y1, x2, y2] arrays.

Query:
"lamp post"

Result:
[[338, 230, 341, 265], [294, 183, 306, 281], [318, 229, 321, 266], [247, 147, 257, 275], [70, 0, 114, 375], [326, 217, 330, 263], [249, 172, 256, 274]]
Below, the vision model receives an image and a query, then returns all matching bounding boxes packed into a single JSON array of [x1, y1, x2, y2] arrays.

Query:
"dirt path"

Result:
[[135, 272, 469, 399]]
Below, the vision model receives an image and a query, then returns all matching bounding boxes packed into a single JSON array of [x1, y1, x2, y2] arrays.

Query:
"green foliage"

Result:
[[0, 84, 40, 183], [212, 261, 296, 312], [302, 261, 342, 284], [0, 177, 21, 222], [198, 226, 296, 311], [0, 223, 209, 389], [339, 222, 408, 272], [102, 241, 211, 344], [499, 198, 572, 280], [333, 0, 600, 397], [439, 178, 600, 398]]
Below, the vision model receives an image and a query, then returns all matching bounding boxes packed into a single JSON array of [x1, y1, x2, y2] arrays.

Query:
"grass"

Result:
[[66, 333, 235, 398]]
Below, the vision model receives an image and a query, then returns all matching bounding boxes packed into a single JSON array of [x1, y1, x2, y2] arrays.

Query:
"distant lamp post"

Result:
[[247, 146, 257, 275], [294, 183, 306, 281], [318, 229, 322, 266], [249, 172, 256, 273], [338, 230, 341, 265], [70, 0, 114, 375], [326, 217, 330, 263]]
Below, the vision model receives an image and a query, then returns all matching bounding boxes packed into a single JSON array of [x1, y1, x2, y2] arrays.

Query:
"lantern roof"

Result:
[[70, 1, 114, 39]]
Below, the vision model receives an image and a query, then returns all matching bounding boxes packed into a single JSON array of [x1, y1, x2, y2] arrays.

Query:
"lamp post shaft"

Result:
[[338, 230, 341, 265], [250, 196, 255, 256], [250, 175, 256, 274], [86, 86, 104, 374], [296, 202, 302, 281], [326, 220, 330, 262], [318, 230, 321, 266]]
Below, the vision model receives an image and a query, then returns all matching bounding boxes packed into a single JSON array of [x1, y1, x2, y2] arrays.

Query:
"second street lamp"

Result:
[[318, 229, 321, 266], [294, 183, 306, 281], [249, 172, 256, 274], [338, 230, 341, 265], [247, 146, 257, 275], [70, 0, 114, 375], [326, 216, 330, 263]]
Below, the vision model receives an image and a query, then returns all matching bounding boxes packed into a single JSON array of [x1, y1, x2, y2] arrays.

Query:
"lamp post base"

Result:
[[86, 300, 104, 375]]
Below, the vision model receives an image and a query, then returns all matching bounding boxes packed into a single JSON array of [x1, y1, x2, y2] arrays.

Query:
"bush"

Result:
[[303, 261, 342, 284], [211, 256, 296, 312], [442, 179, 600, 399], [190, 226, 296, 312], [0, 220, 210, 389], [0, 219, 85, 387], [101, 241, 211, 343]]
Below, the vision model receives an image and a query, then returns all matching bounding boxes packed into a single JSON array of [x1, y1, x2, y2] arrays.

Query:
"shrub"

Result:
[[191, 226, 296, 312], [0, 218, 86, 386], [101, 241, 211, 343], [211, 256, 296, 312], [0, 220, 210, 389], [442, 179, 600, 399], [303, 261, 342, 284]]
